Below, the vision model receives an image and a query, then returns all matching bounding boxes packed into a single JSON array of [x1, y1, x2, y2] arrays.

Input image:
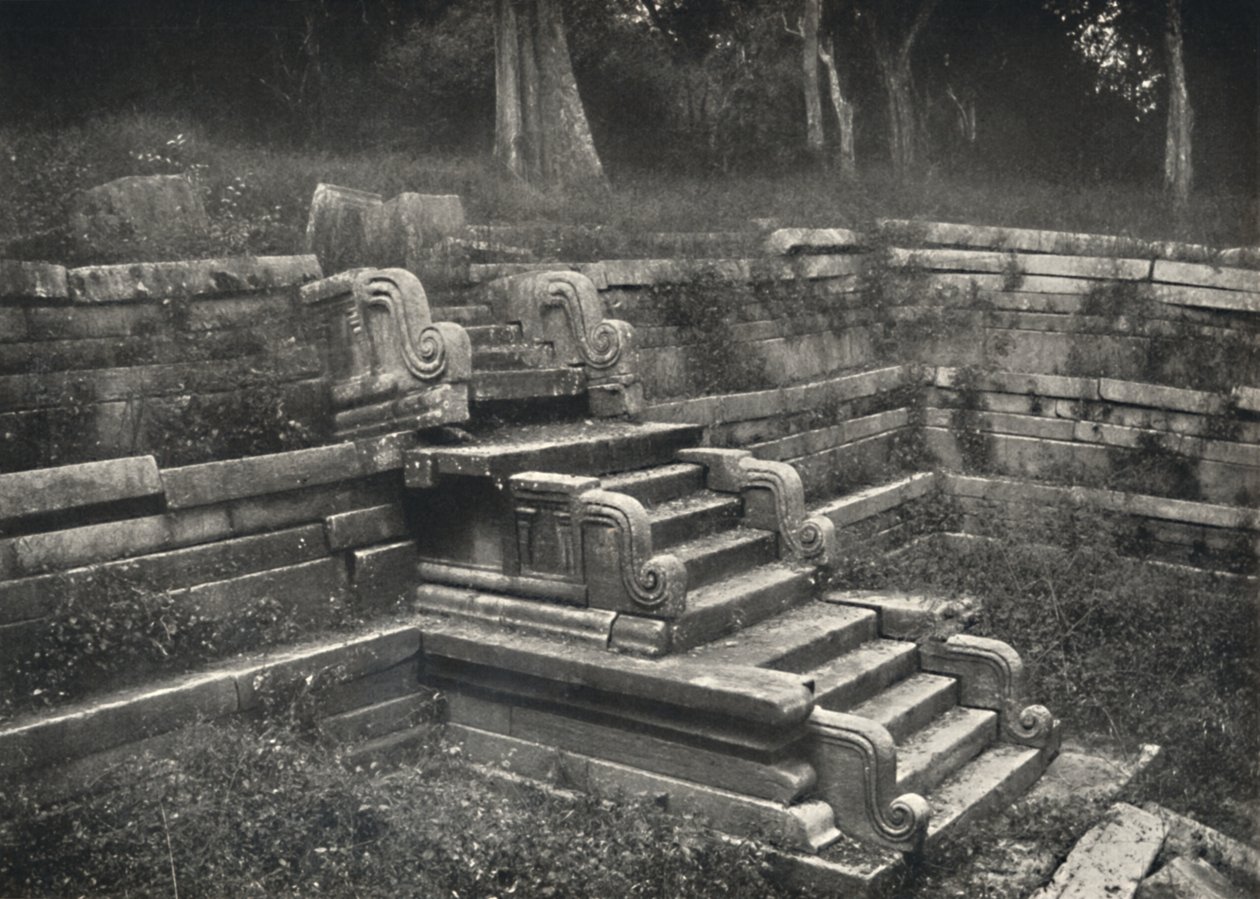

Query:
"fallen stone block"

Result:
[[1137, 856, 1251, 899], [1032, 802, 1167, 899], [67, 174, 211, 261]]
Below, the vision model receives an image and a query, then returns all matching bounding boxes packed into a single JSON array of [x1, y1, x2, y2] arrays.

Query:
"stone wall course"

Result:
[[162, 443, 365, 508], [66, 255, 321, 304], [0, 456, 162, 528], [0, 260, 69, 302]]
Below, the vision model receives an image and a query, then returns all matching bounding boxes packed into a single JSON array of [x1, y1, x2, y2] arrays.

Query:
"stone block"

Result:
[[67, 255, 321, 303], [349, 540, 418, 610], [366, 193, 466, 270], [0, 670, 239, 776], [816, 473, 936, 528], [222, 478, 395, 535], [764, 227, 862, 255], [320, 692, 439, 743], [1150, 283, 1260, 313], [231, 625, 422, 711], [176, 556, 347, 622], [1031, 802, 1165, 899], [0, 455, 162, 528], [1152, 260, 1260, 293], [1137, 857, 1250, 899], [325, 504, 408, 551], [304, 183, 381, 274], [1098, 378, 1223, 415], [0, 260, 69, 301], [67, 174, 211, 261], [161, 443, 363, 508]]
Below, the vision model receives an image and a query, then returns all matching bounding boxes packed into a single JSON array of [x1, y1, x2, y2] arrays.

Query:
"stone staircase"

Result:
[[406, 421, 1059, 859]]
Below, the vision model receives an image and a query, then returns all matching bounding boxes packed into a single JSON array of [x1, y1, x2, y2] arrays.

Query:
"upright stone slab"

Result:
[[300, 267, 471, 438], [304, 183, 383, 275], [367, 192, 468, 288], [68, 175, 211, 261]]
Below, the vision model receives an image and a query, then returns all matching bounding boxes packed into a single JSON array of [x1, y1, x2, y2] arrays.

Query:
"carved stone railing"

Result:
[[919, 635, 1060, 750], [510, 472, 687, 618], [490, 270, 643, 417], [301, 267, 472, 438], [677, 448, 837, 567], [808, 709, 931, 853]]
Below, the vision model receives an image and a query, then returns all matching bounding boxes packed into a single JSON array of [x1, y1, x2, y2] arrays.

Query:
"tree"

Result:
[[493, 0, 606, 187], [1162, 0, 1192, 208], [818, 34, 857, 177], [861, 0, 941, 176], [802, 0, 825, 159]]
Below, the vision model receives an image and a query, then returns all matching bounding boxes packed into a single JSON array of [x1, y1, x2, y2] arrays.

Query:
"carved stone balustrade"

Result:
[[919, 634, 1061, 750], [677, 448, 837, 567], [808, 709, 931, 853], [486, 270, 644, 417], [509, 472, 688, 619], [301, 267, 472, 439]]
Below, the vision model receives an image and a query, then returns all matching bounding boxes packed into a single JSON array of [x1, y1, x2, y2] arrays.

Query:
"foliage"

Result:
[[0, 716, 817, 898], [833, 498, 1260, 843]]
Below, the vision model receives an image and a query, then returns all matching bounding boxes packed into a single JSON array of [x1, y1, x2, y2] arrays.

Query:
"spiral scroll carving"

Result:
[[357, 270, 447, 381], [919, 635, 1059, 750], [543, 276, 629, 371], [577, 488, 687, 613], [738, 457, 837, 566]]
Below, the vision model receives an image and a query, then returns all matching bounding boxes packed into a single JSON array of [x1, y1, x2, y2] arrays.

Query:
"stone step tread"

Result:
[[648, 491, 743, 547], [806, 640, 921, 711], [670, 526, 779, 587], [601, 462, 707, 507], [925, 743, 1046, 843], [471, 367, 587, 401], [472, 344, 556, 370], [684, 602, 878, 670], [408, 421, 704, 481], [670, 563, 816, 653], [895, 706, 998, 796], [465, 324, 524, 346], [847, 672, 960, 743], [431, 304, 494, 325]]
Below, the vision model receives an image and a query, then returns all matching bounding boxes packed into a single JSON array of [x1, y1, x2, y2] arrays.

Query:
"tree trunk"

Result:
[[866, 0, 939, 178], [818, 38, 856, 177], [1163, 0, 1193, 208], [493, 0, 605, 187], [803, 0, 825, 160]]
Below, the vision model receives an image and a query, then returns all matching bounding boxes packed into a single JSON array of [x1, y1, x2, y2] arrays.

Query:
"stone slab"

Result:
[[1152, 260, 1260, 293], [1138, 856, 1251, 899], [324, 503, 408, 551], [816, 473, 936, 528], [1032, 802, 1166, 899], [162, 443, 364, 508], [350, 540, 418, 610], [175, 556, 347, 621], [418, 616, 814, 727], [1098, 378, 1224, 415], [765, 228, 863, 255], [1145, 803, 1260, 892], [1149, 283, 1260, 313], [319, 692, 439, 743], [67, 255, 321, 303], [0, 455, 162, 527], [0, 259, 69, 301]]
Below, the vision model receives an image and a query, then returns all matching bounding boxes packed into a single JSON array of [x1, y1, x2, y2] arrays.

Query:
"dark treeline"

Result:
[[0, 0, 1255, 192]]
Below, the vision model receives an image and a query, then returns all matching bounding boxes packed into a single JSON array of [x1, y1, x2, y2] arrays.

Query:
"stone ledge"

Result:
[[162, 443, 366, 509], [1152, 259, 1260, 293], [889, 247, 1152, 281], [67, 255, 321, 304], [0, 456, 162, 528], [0, 260, 69, 301], [765, 228, 863, 255], [815, 472, 937, 528]]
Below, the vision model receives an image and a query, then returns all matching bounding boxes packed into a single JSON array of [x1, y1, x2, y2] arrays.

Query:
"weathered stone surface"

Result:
[[366, 193, 466, 268], [175, 557, 347, 622], [0, 456, 162, 527], [1146, 803, 1260, 890], [1150, 283, 1260, 313], [0, 670, 238, 776], [304, 183, 381, 274], [0, 260, 69, 301], [68, 175, 210, 260], [1098, 378, 1223, 415], [67, 255, 321, 303], [1138, 856, 1251, 899], [324, 504, 408, 551], [162, 443, 363, 509], [349, 540, 418, 609], [1152, 260, 1260, 293], [888, 248, 1152, 281], [320, 692, 438, 743], [1032, 803, 1166, 899]]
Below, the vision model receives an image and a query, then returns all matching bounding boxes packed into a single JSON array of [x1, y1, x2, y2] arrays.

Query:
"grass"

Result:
[[0, 716, 818, 898], [1, 112, 1255, 263]]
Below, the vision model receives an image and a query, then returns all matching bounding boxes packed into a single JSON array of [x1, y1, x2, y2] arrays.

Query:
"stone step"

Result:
[[806, 640, 921, 711], [473, 343, 556, 370], [924, 742, 1047, 847], [670, 563, 816, 653], [465, 324, 523, 347], [407, 421, 705, 481], [895, 706, 997, 797], [602, 463, 708, 508], [684, 602, 878, 671], [848, 672, 960, 743], [648, 491, 743, 548], [672, 527, 779, 589], [431, 303, 494, 326], [471, 367, 586, 402]]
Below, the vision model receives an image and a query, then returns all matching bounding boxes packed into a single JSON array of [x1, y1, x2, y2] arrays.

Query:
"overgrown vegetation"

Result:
[[0, 714, 816, 898], [834, 497, 1260, 844]]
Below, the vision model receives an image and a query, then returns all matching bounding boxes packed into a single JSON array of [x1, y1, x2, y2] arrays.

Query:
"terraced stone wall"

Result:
[[0, 256, 328, 472], [0, 435, 420, 739]]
